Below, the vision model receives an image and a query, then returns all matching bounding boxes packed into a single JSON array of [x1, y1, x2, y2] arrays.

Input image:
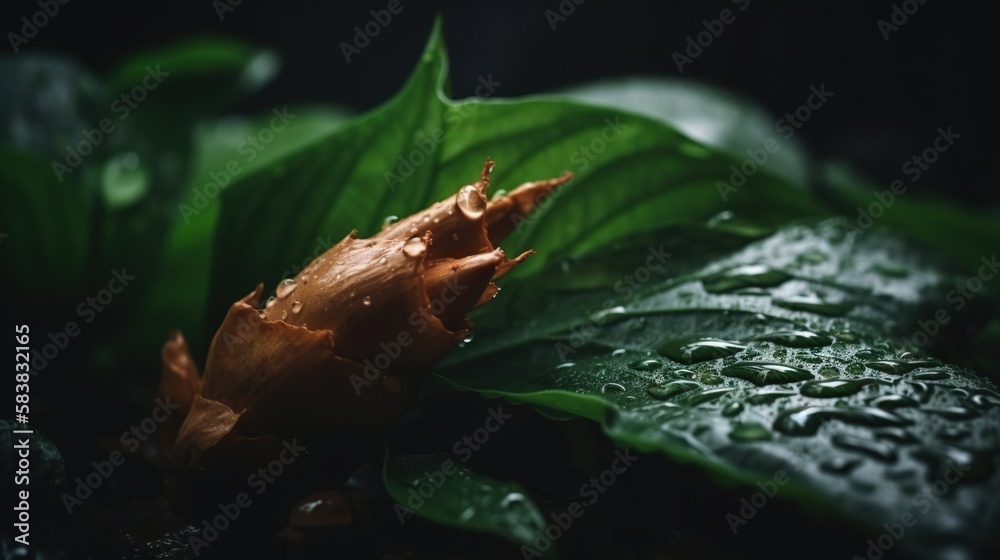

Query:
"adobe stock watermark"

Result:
[[672, 0, 752, 73], [29, 268, 136, 374], [841, 126, 960, 235], [60, 396, 179, 514], [553, 244, 672, 362], [384, 74, 502, 191], [853, 460, 969, 560], [51, 64, 169, 182], [340, 0, 413, 63], [212, 0, 244, 21], [906, 252, 998, 348], [544, 0, 586, 31], [726, 434, 826, 534], [877, 0, 931, 41], [520, 448, 639, 559], [177, 106, 296, 223], [218, 235, 337, 352], [717, 84, 834, 201], [568, 117, 629, 173], [506, 115, 629, 236], [350, 275, 470, 394], [394, 406, 514, 523], [7, 0, 71, 53], [187, 439, 307, 556]]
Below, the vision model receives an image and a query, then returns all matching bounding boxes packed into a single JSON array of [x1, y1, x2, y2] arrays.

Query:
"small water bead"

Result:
[[800, 378, 878, 398], [611, 349, 627, 357], [265, 296, 277, 308], [846, 362, 866, 375], [701, 265, 791, 294], [456, 185, 486, 219], [647, 380, 700, 400], [658, 337, 746, 365], [378, 257, 388, 265], [382, 215, 399, 230], [556, 362, 576, 370], [970, 391, 1000, 409], [601, 383, 626, 396], [362, 296, 372, 306], [774, 406, 911, 436], [291, 301, 303, 314], [721, 362, 813, 386], [746, 391, 796, 405], [403, 237, 426, 258], [865, 359, 938, 375], [868, 395, 919, 410], [911, 371, 950, 381], [751, 330, 833, 348], [821, 457, 863, 475], [729, 422, 773, 442], [722, 402, 744, 416], [277, 279, 297, 299], [679, 387, 734, 406], [630, 359, 663, 372], [831, 434, 898, 463]]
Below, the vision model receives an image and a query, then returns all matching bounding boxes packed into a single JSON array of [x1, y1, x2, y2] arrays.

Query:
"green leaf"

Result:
[[383, 453, 548, 548], [0, 149, 91, 303], [435, 220, 1000, 559], [205, 20, 824, 327], [557, 77, 812, 187], [128, 106, 352, 357]]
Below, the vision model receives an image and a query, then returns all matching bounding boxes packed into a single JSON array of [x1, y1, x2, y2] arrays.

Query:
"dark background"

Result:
[[3, 0, 997, 205]]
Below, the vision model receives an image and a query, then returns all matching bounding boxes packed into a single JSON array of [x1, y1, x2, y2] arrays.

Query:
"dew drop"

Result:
[[658, 337, 746, 364], [647, 380, 699, 400], [611, 349, 626, 357], [265, 296, 277, 308], [832, 434, 897, 462], [456, 185, 486, 219], [701, 265, 791, 294], [291, 301, 303, 314], [601, 383, 626, 396], [459, 331, 475, 348], [722, 402, 744, 416], [750, 330, 833, 348], [800, 378, 878, 398], [678, 387, 734, 406], [362, 296, 372, 306], [403, 237, 426, 258], [721, 362, 813, 386], [277, 279, 297, 299], [774, 406, 911, 436], [729, 422, 772, 442], [746, 391, 796, 405], [868, 394, 920, 410], [629, 359, 663, 372]]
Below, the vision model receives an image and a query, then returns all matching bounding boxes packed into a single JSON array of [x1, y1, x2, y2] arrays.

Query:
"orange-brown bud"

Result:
[[158, 158, 572, 471]]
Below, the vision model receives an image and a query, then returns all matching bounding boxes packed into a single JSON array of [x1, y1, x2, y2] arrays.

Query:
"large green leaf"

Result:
[[436, 220, 1000, 559], [205, 20, 824, 328], [0, 149, 91, 303], [128, 106, 351, 358], [383, 453, 548, 549]]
